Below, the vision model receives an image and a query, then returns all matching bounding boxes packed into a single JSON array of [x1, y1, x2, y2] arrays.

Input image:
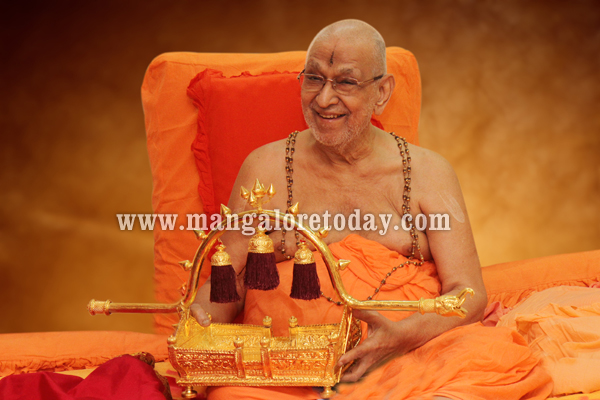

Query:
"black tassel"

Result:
[[209, 243, 241, 303], [244, 228, 279, 290], [290, 241, 320, 300]]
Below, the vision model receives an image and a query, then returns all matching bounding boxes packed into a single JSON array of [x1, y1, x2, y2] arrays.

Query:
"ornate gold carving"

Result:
[[419, 288, 475, 317], [211, 243, 232, 266], [293, 242, 315, 265], [248, 229, 274, 253], [175, 351, 237, 372]]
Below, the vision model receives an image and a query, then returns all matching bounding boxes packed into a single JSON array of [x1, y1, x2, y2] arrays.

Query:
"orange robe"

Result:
[[208, 235, 552, 400]]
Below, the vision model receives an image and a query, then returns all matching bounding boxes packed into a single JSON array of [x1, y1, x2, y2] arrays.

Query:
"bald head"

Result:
[[307, 19, 387, 75]]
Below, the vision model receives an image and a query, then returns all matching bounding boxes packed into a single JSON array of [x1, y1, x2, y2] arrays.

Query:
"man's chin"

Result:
[[309, 126, 351, 148]]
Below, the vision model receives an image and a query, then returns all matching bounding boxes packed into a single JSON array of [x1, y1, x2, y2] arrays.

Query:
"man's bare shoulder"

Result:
[[406, 144, 467, 218], [244, 138, 287, 166], [408, 144, 458, 187], [234, 137, 288, 190]]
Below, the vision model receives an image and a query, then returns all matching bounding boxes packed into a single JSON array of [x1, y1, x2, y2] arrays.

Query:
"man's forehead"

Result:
[[305, 59, 359, 75], [306, 44, 373, 76]]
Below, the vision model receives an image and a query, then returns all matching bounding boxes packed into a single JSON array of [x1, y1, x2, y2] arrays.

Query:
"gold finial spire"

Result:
[[267, 184, 276, 199], [287, 202, 300, 216], [179, 260, 193, 271], [241, 179, 275, 211], [240, 186, 250, 200], [317, 227, 330, 238], [337, 259, 351, 271], [193, 230, 207, 240], [220, 204, 232, 217]]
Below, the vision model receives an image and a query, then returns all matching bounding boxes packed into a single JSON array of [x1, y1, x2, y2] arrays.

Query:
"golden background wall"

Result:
[[1, 1, 598, 334]]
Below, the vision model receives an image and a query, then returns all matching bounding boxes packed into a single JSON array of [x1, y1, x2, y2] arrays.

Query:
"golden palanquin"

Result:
[[88, 181, 473, 398]]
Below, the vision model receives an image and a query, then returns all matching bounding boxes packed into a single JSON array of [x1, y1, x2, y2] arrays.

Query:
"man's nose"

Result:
[[315, 80, 339, 108]]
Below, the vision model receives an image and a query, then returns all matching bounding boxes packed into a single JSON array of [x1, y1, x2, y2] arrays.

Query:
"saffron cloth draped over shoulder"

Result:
[[208, 234, 553, 400]]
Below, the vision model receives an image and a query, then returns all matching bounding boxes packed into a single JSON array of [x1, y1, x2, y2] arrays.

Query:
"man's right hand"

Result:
[[190, 303, 212, 327]]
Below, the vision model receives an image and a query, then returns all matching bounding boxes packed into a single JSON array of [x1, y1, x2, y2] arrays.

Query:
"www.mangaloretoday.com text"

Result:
[[116, 210, 451, 235]]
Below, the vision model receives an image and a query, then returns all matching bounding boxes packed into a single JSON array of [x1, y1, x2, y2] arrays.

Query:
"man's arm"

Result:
[[338, 150, 487, 382]]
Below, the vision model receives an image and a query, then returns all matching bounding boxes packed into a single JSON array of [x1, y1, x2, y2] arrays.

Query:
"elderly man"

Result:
[[191, 20, 552, 400]]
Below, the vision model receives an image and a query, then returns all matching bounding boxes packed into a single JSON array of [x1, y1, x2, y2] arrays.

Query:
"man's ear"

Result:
[[373, 74, 395, 115]]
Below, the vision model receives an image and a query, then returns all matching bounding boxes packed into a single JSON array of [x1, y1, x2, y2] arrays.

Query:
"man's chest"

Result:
[[285, 174, 427, 255]]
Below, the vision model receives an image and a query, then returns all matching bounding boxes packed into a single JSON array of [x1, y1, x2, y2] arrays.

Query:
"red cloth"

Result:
[[0, 355, 169, 400]]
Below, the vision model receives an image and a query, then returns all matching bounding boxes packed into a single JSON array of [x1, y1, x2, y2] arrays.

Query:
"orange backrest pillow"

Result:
[[187, 70, 309, 215]]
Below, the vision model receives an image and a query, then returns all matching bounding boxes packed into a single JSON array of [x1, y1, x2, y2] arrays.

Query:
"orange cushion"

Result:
[[0, 331, 168, 376], [187, 70, 308, 215], [497, 286, 600, 396], [141, 48, 421, 333], [482, 249, 600, 308]]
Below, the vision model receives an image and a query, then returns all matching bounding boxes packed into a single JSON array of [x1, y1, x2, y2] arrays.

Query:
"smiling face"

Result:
[[301, 36, 382, 149]]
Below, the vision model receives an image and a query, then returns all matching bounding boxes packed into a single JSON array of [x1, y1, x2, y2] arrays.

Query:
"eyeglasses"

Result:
[[297, 69, 384, 95]]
